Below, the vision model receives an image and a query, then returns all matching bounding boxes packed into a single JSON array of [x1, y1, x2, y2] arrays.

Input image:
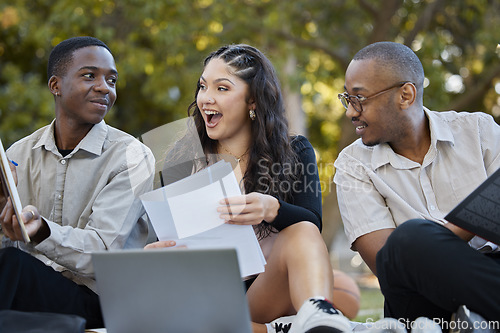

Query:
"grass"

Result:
[[354, 287, 385, 322]]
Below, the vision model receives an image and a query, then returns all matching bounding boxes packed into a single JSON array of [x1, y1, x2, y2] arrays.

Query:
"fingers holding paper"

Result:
[[218, 192, 280, 225], [144, 240, 177, 249]]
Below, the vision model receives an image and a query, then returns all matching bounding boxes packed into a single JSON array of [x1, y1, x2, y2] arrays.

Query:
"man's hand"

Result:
[[0, 179, 6, 210], [1, 203, 49, 243], [144, 240, 177, 249], [444, 222, 474, 242]]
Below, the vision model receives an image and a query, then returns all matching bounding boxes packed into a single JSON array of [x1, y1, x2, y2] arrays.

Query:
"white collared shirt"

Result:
[[4, 120, 155, 292], [334, 108, 500, 251]]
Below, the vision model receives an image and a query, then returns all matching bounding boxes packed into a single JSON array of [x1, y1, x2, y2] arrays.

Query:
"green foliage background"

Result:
[[1, 1, 499, 237]]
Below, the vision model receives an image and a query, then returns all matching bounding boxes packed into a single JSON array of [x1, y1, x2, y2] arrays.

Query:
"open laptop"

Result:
[[445, 167, 500, 245], [92, 248, 253, 333]]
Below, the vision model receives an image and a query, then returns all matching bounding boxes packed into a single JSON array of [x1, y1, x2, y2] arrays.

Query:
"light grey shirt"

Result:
[[4, 120, 155, 292], [334, 108, 500, 250]]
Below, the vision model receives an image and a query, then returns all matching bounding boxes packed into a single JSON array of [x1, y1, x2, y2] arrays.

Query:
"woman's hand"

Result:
[[218, 192, 280, 225]]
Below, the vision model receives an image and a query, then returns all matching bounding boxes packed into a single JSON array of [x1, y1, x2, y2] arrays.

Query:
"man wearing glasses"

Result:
[[333, 41, 500, 329]]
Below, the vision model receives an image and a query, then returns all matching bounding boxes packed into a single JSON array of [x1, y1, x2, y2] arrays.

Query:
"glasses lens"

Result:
[[338, 93, 349, 109], [351, 97, 362, 113]]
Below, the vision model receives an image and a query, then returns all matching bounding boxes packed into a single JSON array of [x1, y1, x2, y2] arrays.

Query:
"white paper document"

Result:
[[140, 160, 266, 277], [168, 181, 225, 238]]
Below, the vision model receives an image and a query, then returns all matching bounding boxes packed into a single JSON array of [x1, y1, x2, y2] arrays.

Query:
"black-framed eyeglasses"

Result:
[[338, 81, 412, 113]]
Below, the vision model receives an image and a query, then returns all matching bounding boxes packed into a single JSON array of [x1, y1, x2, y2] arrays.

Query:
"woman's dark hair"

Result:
[[189, 44, 298, 238]]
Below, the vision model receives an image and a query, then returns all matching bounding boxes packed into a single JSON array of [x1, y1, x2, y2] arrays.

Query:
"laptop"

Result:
[[92, 248, 253, 333], [445, 167, 500, 245]]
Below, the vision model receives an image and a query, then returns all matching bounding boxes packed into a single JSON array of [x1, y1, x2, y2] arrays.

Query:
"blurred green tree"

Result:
[[1, 0, 499, 244]]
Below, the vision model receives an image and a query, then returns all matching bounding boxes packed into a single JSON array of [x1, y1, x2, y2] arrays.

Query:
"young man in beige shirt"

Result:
[[335, 41, 500, 328]]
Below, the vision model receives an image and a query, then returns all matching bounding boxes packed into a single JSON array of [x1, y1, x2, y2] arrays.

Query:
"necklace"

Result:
[[219, 144, 250, 163]]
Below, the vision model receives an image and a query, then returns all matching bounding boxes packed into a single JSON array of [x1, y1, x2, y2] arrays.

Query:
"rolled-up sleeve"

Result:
[[334, 152, 397, 248], [6, 122, 155, 290], [35, 141, 154, 276]]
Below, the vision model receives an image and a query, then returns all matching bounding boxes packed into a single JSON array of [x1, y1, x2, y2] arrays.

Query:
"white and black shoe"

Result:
[[267, 315, 295, 333], [289, 296, 351, 333], [450, 305, 496, 333]]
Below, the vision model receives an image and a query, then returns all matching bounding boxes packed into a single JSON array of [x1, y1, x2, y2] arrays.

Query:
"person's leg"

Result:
[[246, 221, 335, 323], [0, 247, 103, 328], [376, 219, 500, 322]]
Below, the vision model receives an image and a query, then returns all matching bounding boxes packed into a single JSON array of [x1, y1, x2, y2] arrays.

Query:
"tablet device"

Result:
[[445, 167, 500, 245]]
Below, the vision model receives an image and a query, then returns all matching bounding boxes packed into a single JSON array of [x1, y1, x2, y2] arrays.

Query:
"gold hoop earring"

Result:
[[249, 109, 256, 121]]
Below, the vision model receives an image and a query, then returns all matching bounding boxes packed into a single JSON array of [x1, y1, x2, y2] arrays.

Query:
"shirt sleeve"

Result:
[[33, 142, 155, 278], [478, 113, 500, 175], [334, 149, 397, 249], [271, 135, 323, 232]]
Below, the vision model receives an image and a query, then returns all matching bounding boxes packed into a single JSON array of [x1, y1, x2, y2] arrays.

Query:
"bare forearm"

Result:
[[444, 222, 474, 242], [354, 228, 395, 276]]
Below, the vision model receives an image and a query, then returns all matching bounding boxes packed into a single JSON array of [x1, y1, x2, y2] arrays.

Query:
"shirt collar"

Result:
[[33, 119, 57, 153], [424, 107, 454, 145], [33, 120, 108, 157], [371, 143, 407, 170], [370, 107, 455, 170]]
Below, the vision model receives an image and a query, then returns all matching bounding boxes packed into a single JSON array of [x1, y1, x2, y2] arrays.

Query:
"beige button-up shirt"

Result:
[[334, 108, 500, 251], [4, 120, 155, 292]]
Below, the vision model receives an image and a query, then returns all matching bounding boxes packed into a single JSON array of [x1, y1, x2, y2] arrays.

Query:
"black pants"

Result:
[[0, 247, 104, 328], [376, 219, 500, 323]]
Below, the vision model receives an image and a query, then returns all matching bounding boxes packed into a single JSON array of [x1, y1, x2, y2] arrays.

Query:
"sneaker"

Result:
[[356, 317, 407, 332], [267, 315, 295, 333], [450, 305, 495, 333], [412, 317, 442, 333], [290, 296, 351, 333]]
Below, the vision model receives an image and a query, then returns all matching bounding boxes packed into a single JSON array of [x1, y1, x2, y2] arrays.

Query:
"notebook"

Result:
[[0, 139, 30, 243], [92, 248, 253, 333], [445, 167, 500, 245]]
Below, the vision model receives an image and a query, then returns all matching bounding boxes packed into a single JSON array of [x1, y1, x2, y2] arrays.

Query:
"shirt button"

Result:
[[60, 159, 66, 165], [57, 194, 62, 200], [430, 205, 436, 210]]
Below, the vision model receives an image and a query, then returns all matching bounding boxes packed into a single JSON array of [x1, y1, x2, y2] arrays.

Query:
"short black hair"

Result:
[[47, 36, 111, 80], [353, 41, 424, 89]]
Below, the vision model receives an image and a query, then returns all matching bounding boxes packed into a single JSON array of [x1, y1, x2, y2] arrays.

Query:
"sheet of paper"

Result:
[[221, 169, 242, 197], [141, 200, 178, 239], [168, 181, 225, 238], [140, 160, 266, 277], [175, 224, 265, 277]]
